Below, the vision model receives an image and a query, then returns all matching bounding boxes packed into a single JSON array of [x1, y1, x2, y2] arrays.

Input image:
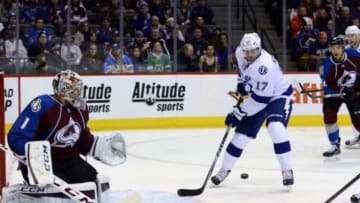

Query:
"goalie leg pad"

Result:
[[2, 182, 98, 203], [25, 141, 54, 186], [90, 132, 127, 166]]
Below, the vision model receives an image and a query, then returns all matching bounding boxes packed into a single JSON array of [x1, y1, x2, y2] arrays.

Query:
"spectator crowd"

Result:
[[0, 0, 235, 74], [265, 0, 360, 71]]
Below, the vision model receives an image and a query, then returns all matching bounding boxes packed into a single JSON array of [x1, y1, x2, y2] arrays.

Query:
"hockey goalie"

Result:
[[2, 70, 127, 203]]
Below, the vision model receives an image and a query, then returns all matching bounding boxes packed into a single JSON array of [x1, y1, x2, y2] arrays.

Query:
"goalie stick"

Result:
[[0, 144, 96, 203], [324, 173, 360, 203], [177, 126, 231, 196]]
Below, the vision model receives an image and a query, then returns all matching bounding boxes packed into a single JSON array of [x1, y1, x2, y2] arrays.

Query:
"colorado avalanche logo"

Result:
[[258, 66, 268, 75], [53, 118, 81, 148], [31, 99, 42, 112]]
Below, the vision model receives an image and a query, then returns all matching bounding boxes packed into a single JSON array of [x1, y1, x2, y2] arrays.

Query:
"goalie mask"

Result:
[[52, 69, 84, 108]]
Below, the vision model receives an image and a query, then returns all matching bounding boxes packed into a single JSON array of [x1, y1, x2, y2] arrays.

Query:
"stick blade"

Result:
[[177, 188, 203, 197]]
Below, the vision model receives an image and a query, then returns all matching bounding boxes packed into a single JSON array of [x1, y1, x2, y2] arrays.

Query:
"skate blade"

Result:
[[323, 156, 340, 162], [345, 145, 360, 149], [283, 185, 293, 192]]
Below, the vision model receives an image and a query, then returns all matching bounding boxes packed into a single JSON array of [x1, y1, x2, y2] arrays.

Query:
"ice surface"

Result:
[[7, 127, 360, 203]]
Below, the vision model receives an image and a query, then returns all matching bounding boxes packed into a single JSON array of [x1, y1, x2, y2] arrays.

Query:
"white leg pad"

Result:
[[2, 181, 98, 203]]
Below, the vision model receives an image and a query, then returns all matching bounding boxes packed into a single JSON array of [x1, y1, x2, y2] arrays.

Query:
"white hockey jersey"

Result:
[[235, 48, 292, 116], [345, 43, 360, 53]]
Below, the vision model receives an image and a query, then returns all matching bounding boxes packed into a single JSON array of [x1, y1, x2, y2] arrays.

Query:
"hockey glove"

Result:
[[225, 106, 247, 127], [340, 87, 355, 100]]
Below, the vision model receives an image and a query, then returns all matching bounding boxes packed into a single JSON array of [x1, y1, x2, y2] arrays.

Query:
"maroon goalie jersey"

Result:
[[8, 94, 95, 163]]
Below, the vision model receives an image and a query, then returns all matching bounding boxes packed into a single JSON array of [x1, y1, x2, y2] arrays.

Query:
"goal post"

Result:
[[0, 72, 5, 196]]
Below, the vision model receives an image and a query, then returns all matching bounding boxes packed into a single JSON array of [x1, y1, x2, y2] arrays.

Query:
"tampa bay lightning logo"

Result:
[[258, 66, 268, 75], [53, 117, 81, 148]]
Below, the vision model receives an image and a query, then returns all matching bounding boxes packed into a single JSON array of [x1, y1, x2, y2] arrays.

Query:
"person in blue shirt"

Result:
[[103, 43, 134, 73]]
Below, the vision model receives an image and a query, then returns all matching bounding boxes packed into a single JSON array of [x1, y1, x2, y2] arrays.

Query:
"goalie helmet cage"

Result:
[[0, 72, 5, 198]]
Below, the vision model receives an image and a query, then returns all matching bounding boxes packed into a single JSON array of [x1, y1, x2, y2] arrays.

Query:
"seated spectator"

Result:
[[96, 17, 115, 44], [149, 0, 167, 18], [146, 41, 172, 72], [199, 44, 218, 72], [79, 43, 103, 73], [163, 17, 185, 58], [352, 17, 360, 27], [295, 17, 318, 70], [142, 15, 165, 39], [46, 42, 67, 72], [24, 47, 59, 74], [335, 6, 352, 36], [47, 0, 64, 36], [64, 0, 88, 24], [73, 21, 91, 47], [103, 43, 133, 73], [160, 5, 173, 25], [308, 31, 330, 70], [177, 43, 198, 72], [146, 28, 170, 56], [28, 17, 52, 47], [215, 32, 230, 71], [4, 26, 28, 68], [313, 7, 330, 32], [28, 31, 50, 59], [128, 30, 148, 56], [0, 0, 15, 23], [177, 0, 192, 26], [188, 27, 209, 60], [345, 25, 360, 52], [185, 16, 211, 41], [20, 0, 47, 24], [60, 33, 82, 66], [208, 26, 222, 45], [190, 0, 214, 24], [130, 47, 147, 72], [289, 6, 307, 41], [132, 1, 151, 32]]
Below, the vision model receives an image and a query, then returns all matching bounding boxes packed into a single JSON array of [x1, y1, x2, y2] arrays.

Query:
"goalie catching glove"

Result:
[[89, 132, 127, 166]]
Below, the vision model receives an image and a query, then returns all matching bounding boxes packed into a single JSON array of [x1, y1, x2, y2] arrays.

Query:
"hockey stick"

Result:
[[291, 79, 359, 99], [177, 126, 231, 196], [324, 173, 360, 203], [0, 144, 96, 203], [292, 79, 324, 98]]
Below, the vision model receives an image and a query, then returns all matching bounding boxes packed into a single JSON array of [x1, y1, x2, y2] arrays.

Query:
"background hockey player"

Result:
[[319, 36, 360, 158], [211, 32, 294, 188], [6, 69, 126, 201], [345, 25, 360, 53]]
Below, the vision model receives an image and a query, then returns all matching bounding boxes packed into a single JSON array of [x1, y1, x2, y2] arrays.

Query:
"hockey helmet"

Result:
[[52, 69, 84, 108], [240, 33, 261, 51], [345, 25, 360, 35], [330, 36, 345, 46]]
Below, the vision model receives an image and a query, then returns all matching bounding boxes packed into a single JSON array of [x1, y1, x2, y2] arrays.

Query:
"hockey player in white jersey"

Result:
[[345, 25, 360, 53], [211, 33, 294, 187], [344, 25, 360, 147]]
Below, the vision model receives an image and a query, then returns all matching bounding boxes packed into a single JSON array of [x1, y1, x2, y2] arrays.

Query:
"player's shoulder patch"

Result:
[[31, 98, 42, 112], [258, 65, 268, 75]]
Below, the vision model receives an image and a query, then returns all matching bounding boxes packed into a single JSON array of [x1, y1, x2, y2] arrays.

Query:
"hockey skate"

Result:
[[351, 193, 360, 203], [282, 170, 294, 186], [323, 138, 340, 158], [345, 135, 360, 148], [211, 168, 231, 185]]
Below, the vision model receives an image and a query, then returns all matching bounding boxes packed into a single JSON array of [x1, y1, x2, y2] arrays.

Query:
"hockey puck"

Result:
[[240, 173, 248, 179]]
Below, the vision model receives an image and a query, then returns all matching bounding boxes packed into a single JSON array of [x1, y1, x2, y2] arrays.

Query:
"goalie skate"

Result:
[[211, 169, 231, 185]]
